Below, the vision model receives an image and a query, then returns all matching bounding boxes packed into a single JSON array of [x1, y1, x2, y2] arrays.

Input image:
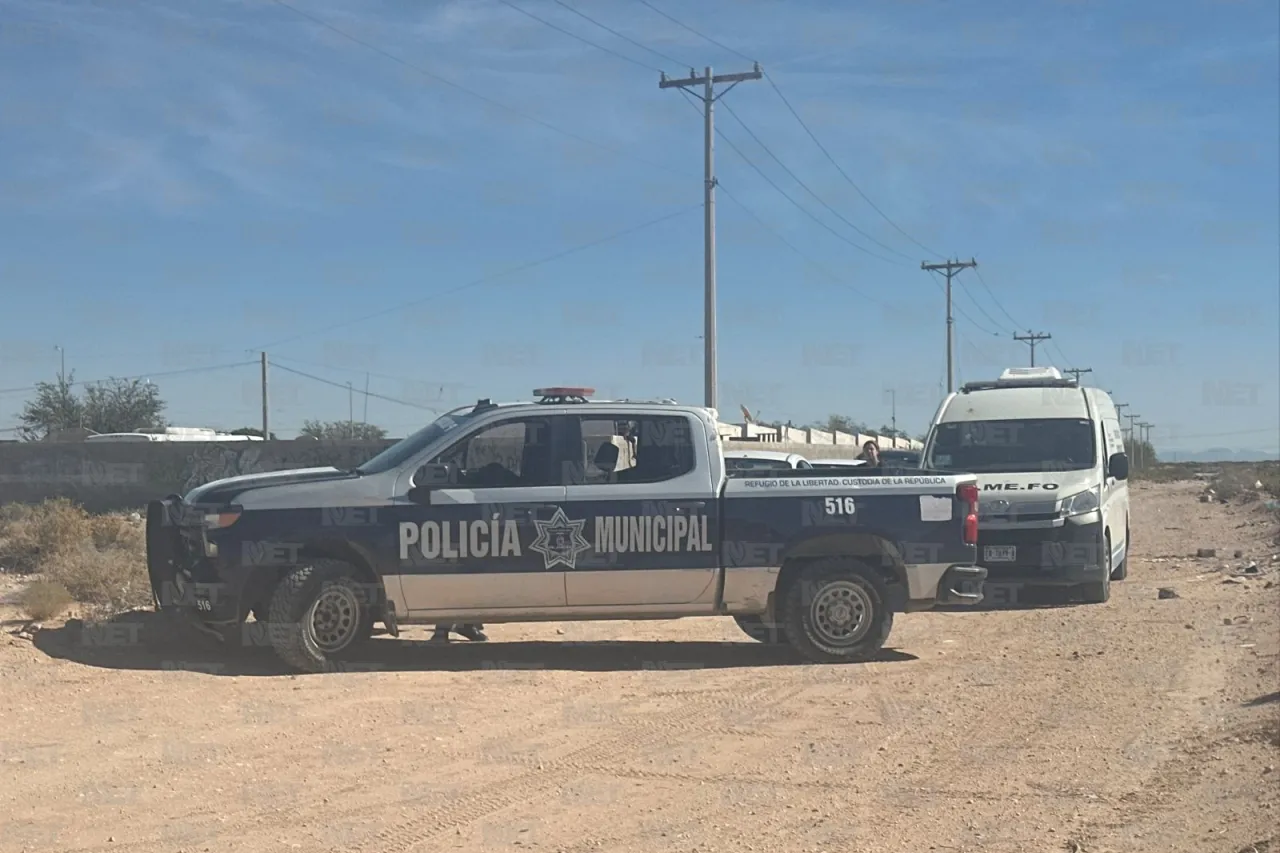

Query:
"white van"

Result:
[[920, 367, 1130, 603]]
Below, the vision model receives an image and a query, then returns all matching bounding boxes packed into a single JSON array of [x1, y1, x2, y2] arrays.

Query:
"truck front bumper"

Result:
[[977, 514, 1106, 588], [145, 498, 242, 632]]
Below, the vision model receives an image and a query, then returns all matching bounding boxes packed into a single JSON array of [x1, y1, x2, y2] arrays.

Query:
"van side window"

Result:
[[569, 415, 696, 485]]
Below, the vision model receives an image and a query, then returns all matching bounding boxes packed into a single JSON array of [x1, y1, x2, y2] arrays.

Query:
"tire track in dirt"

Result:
[[60, 683, 803, 853], [360, 684, 809, 853]]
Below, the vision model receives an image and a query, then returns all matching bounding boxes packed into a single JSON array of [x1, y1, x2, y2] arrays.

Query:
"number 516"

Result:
[[823, 497, 856, 516]]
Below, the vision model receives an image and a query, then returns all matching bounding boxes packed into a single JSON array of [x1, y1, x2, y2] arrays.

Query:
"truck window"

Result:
[[430, 416, 557, 488], [571, 415, 695, 485], [725, 457, 792, 472], [926, 418, 1096, 473]]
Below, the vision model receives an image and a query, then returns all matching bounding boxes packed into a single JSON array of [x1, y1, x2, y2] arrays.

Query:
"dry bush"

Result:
[[1255, 463, 1280, 499], [18, 579, 74, 621], [1134, 463, 1200, 484], [0, 499, 149, 616], [1210, 464, 1279, 503], [40, 544, 151, 613], [89, 512, 145, 553], [0, 498, 94, 574]]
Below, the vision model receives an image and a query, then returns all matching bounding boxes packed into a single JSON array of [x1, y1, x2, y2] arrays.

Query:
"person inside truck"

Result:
[[857, 440, 881, 466]]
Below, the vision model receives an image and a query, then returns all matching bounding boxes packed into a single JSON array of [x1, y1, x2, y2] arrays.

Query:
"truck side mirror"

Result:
[[408, 463, 455, 503], [1108, 453, 1129, 481]]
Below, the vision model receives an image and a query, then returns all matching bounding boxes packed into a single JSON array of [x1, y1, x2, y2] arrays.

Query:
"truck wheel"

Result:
[[267, 559, 376, 673], [732, 614, 789, 645], [781, 558, 893, 664], [1080, 533, 1112, 603]]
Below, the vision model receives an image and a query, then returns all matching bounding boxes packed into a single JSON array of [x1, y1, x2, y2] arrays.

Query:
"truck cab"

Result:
[[147, 387, 986, 672]]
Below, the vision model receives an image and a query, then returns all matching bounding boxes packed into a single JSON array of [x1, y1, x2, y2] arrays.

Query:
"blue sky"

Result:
[[1, 0, 1277, 453]]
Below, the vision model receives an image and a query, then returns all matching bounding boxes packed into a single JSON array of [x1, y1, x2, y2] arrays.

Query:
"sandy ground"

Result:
[[2, 480, 1277, 853]]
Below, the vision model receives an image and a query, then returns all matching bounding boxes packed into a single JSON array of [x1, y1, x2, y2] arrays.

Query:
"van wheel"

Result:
[[267, 559, 376, 673], [1080, 533, 1112, 603], [1110, 526, 1129, 581], [732, 614, 789, 645], [781, 558, 893, 664]]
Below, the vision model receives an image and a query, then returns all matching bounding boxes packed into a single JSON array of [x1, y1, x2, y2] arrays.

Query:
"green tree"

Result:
[[230, 427, 278, 439], [1124, 436, 1158, 468], [810, 414, 870, 435], [17, 375, 83, 440], [19, 373, 166, 440], [300, 419, 387, 440]]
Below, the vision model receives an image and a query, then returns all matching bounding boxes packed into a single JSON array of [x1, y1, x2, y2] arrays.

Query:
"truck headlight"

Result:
[[1059, 488, 1099, 517], [203, 506, 242, 530]]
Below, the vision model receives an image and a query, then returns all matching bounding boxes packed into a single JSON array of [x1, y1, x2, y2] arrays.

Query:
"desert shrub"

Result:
[[40, 545, 151, 612], [88, 512, 144, 552], [1255, 463, 1280, 499], [0, 498, 94, 573], [18, 579, 74, 621], [1132, 463, 1197, 484]]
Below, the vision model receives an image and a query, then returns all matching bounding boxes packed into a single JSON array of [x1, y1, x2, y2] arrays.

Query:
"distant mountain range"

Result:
[[1161, 447, 1280, 463]]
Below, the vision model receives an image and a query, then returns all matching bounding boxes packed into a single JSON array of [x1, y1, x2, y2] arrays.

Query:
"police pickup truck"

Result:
[[146, 388, 985, 672]]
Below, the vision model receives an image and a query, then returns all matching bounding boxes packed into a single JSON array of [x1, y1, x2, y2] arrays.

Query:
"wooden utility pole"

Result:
[[1125, 413, 1142, 466], [660, 62, 763, 411], [260, 351, 269, 439], [1013, 330, 1051, 366], [920, 258, 978, 393], [1064, 367, 1092, 383]]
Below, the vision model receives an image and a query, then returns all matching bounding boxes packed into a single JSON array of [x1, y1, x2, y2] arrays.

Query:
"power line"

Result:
[[689, 92, 902, 266], [269, 0, 681, 177], [763, 73, 945, 259], [629, 0, 942, 260], [717, 183, 891, 310], [1013, 330, 1052, 366], [632, 0, 757, 63], [718, 101, 915, 262], [949, 271, 1008, 333], [925, 269, 1001, 336], [0, 361, 257, 397], [495, 0, 659, 72], [250, 203, 700, 350], [270, 364, 444, 413], [971, 266, 1023, 329], [1161, 426, 1280, 440], [549, 0, 690, 68]]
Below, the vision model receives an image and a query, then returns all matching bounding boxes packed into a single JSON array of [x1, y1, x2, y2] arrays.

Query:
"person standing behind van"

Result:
[[857, 440, 881, 466]]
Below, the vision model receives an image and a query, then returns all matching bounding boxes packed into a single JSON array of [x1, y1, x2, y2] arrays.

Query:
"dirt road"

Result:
[[2, 480, 1277, 853]]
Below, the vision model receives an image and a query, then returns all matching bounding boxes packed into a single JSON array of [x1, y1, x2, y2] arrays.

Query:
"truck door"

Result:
[[394, 414, 569, 614], [560, 412, 719, 609]]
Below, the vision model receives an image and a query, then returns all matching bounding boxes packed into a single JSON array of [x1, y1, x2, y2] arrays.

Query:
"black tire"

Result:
[[781, 558, 894, 664], [1110, 526, 1129, 581], [732, 614, 789, 645], [267, 559, 376, 673], [1080, 532, 1112, 603]]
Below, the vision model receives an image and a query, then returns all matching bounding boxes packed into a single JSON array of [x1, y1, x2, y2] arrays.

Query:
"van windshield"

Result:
[[355, 410, 482, 475], [925, 418, 1096, 473]]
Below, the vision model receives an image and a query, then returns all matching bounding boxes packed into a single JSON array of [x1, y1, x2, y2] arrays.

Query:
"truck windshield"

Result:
[[925, 418, 1096, 473], [355, 411, 480, 475]]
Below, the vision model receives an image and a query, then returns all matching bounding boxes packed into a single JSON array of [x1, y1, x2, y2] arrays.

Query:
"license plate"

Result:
[[984, 545, 1017, 562]]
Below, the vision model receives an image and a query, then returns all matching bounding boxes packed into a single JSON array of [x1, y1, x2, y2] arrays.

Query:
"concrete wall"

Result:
[[0, 440, 396, 513], [0, 421, 926, 512]]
